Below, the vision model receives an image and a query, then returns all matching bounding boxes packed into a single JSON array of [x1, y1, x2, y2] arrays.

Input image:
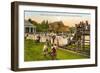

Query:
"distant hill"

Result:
[[49, 21, 70, 32]]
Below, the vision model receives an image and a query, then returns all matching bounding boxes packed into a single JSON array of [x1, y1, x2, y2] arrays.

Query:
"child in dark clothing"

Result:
[[50, 44, 57, 60]]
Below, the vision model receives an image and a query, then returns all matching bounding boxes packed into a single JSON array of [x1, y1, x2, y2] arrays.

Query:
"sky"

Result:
[[24, 11, 91, 27]]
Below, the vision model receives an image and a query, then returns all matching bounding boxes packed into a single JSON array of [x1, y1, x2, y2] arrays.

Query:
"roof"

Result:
[[24, 20, 36, 28]]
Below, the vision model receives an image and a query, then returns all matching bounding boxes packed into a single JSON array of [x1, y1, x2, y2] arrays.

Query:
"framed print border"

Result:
[[11, 1, 98, 71]]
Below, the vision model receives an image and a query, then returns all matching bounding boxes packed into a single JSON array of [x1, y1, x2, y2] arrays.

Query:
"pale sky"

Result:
[[24, 11, 91, 27]]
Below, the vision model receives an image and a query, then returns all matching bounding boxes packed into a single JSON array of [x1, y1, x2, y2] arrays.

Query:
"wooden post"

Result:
[[82, 22, 85, 51]]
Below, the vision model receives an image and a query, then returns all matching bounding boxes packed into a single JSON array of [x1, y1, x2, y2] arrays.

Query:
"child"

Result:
[[43, 44, 48, 56], [51, 44, 57, 60]]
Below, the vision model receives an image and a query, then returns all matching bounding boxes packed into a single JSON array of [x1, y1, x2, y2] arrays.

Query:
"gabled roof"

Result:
[[24, 20, 36, 28]]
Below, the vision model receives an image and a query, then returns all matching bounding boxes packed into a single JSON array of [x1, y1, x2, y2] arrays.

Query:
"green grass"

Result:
[[56, 49, 87, 60], [24, 39, 89, 61]]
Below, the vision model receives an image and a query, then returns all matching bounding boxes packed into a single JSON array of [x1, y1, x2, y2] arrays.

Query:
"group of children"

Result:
[[43, 43, 58, 60]]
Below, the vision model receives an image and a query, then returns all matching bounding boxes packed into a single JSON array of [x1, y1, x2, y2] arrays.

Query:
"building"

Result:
[[24, 20, 36, 34]]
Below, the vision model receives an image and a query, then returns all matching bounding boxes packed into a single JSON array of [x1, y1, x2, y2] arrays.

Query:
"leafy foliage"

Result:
[[36, 20, 49, 32], [28, 18, 49, 32]]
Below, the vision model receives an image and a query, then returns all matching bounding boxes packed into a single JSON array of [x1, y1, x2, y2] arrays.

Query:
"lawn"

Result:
[[24, 39, 89, 61]]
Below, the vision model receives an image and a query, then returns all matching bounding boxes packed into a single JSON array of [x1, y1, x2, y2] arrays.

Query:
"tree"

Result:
[[36, 20, 49, 32], [28, 18, 32, 23]]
